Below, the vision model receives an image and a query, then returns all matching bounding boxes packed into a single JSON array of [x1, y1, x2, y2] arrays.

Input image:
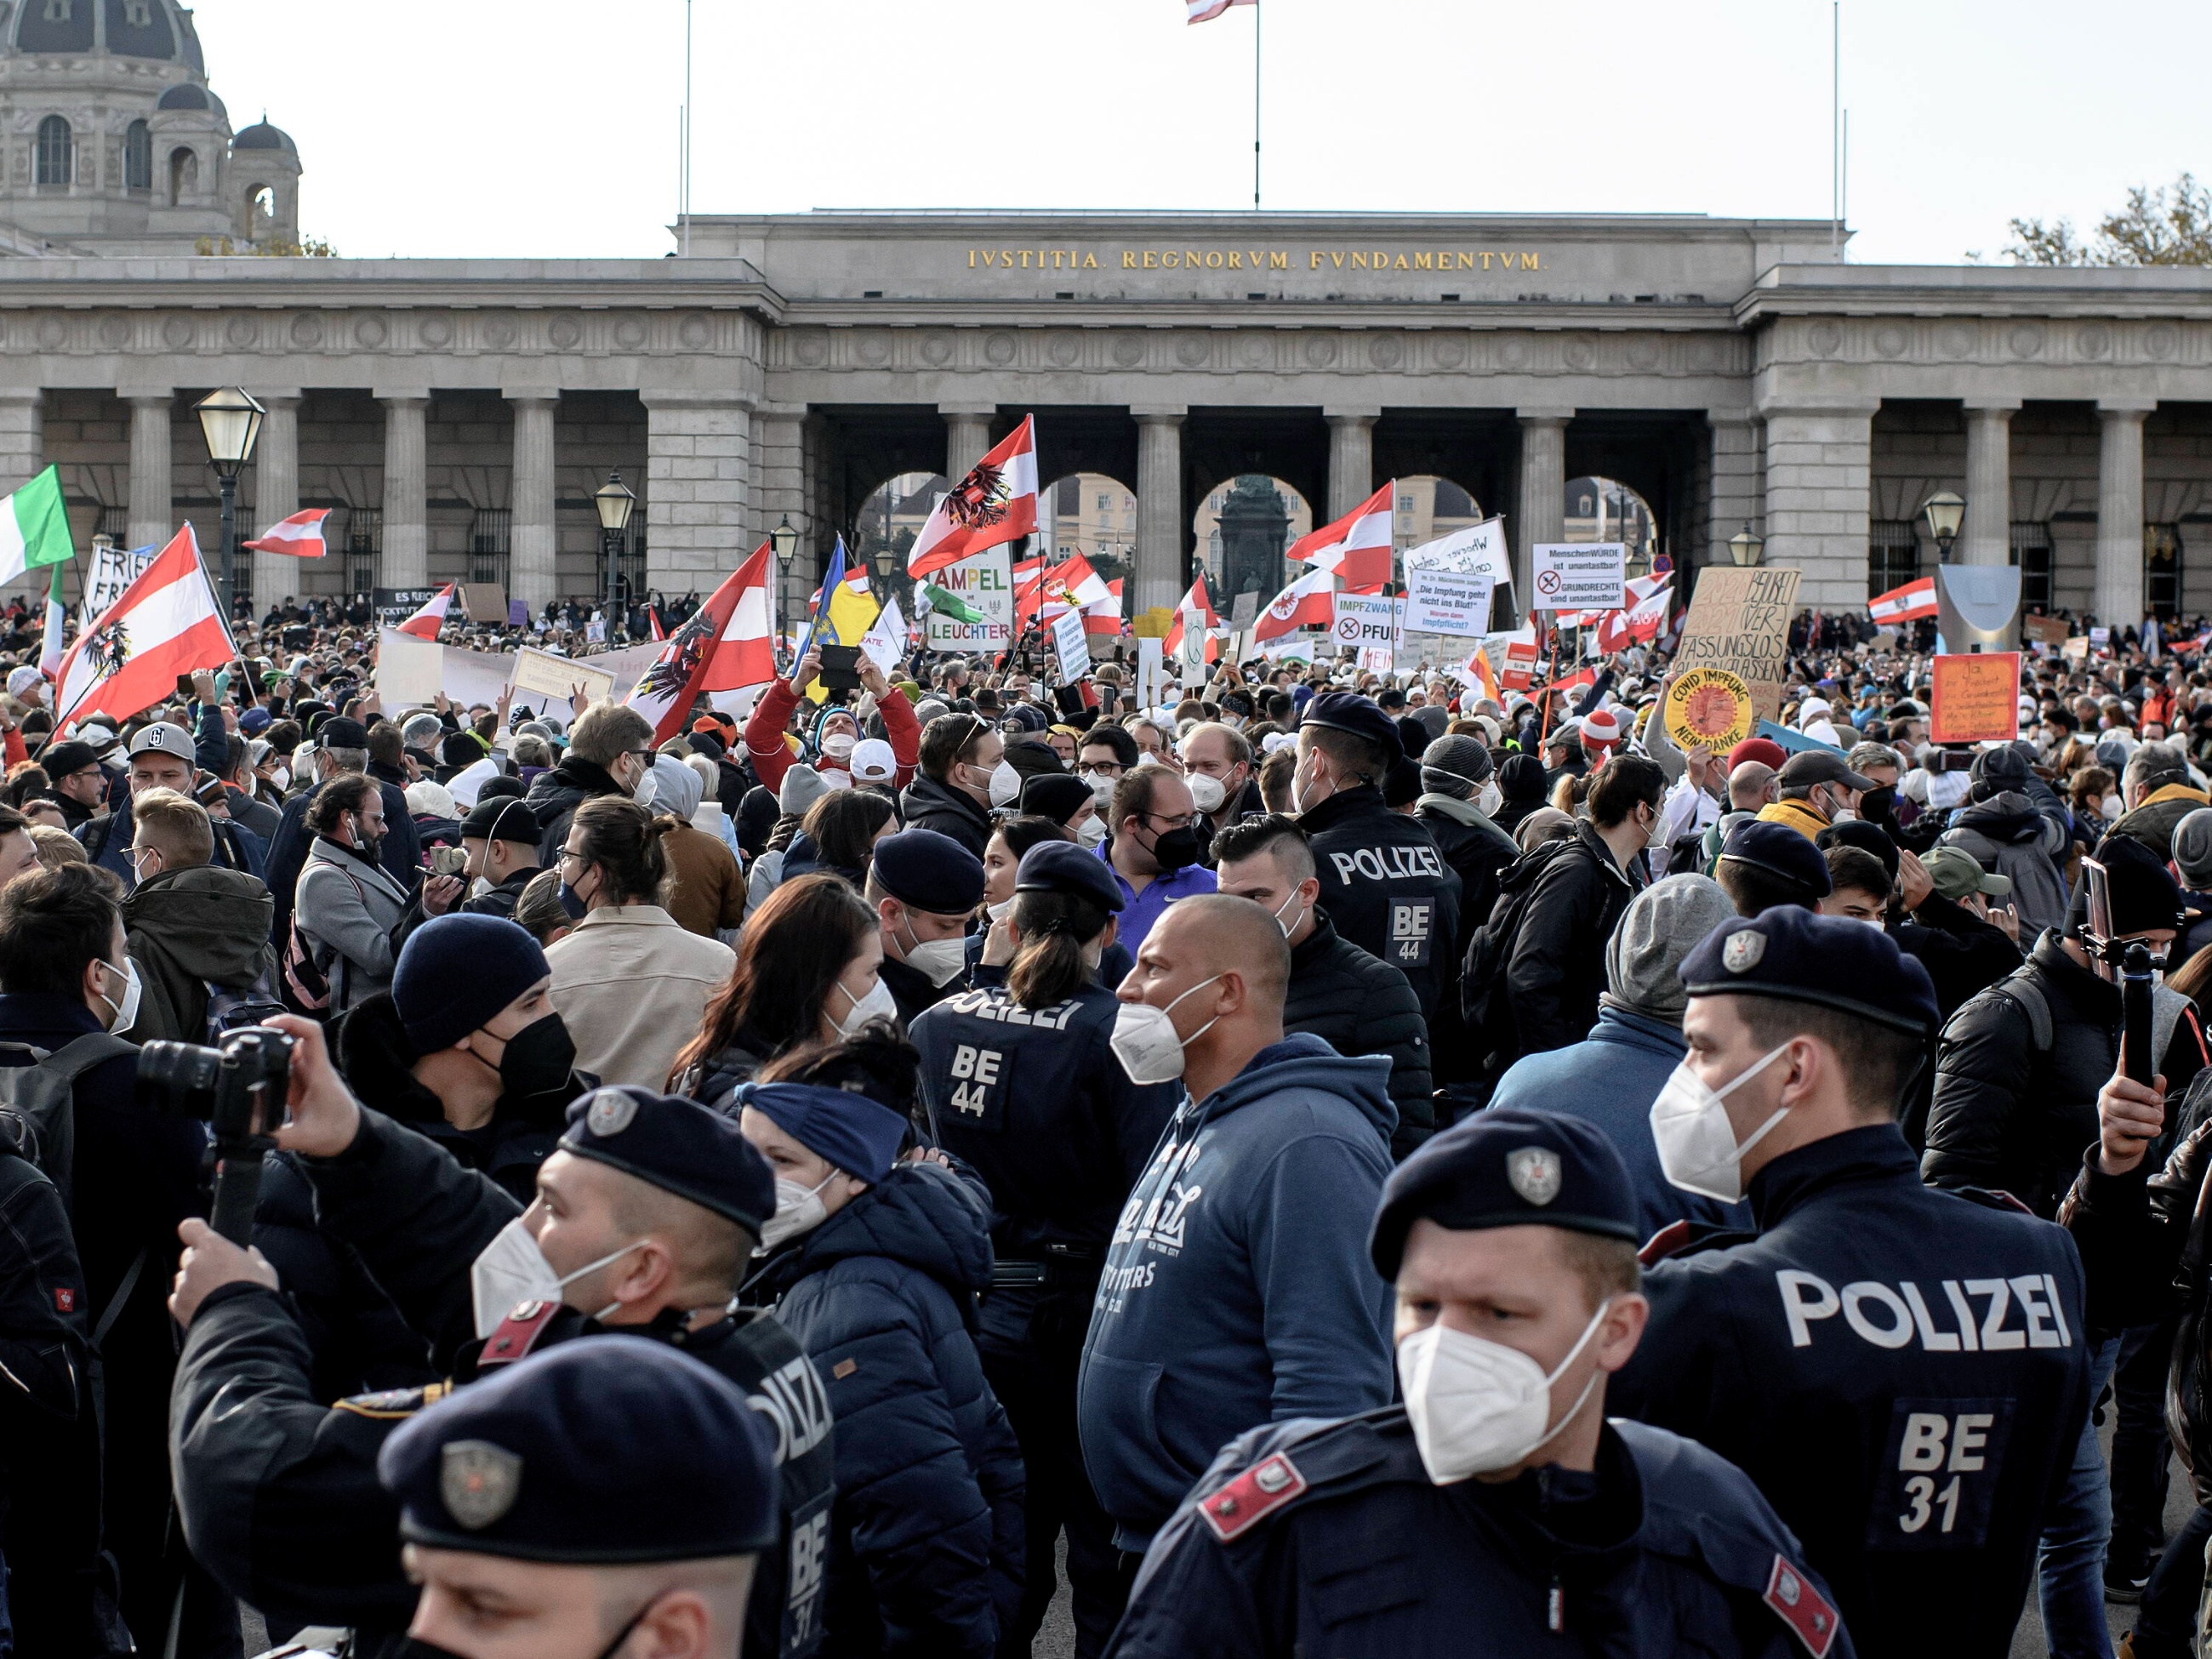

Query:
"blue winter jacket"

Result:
[[745, 1159, 1023, 1659], [1077, 1033, 1396, 1551], [1486, 1003, 1753, 1245]]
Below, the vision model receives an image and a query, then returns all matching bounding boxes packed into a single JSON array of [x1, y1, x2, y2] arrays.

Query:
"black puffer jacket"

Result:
[[524, 755, 625, 864], [1284, 911, 1433, 1158], [1417, 794, 1519, 938], [1483, 820, 1641, 1065], [898, 774, 993, 859]]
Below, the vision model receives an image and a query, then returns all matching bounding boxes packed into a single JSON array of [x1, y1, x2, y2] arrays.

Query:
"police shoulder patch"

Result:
[[1197, 1451, 1308, 1543], [1763, 1553, 1839, 1657], [476, 1298, 560, 1369]]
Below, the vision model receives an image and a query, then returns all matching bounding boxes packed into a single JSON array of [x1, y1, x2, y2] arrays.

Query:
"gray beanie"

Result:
[[1603, 873, 1739, 1026], [779, 763, 830, 818], [1419, 734, 1494, 801], [2176, 807, 2212, 890]]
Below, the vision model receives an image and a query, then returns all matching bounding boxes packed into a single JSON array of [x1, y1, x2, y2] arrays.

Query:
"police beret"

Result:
[[1020, 773, 1094, 827], [1299, 692, 1403, 767], [732, 1080, 908, 1184], [1720, 819, 1832, 898], [1014, 839, 1124, 913], [1679, 905, 1940, 1035], [870, 828, 985, 917], [560, 1087, 777, 1236], [1370, 1107, 1640, 1278], [378, 1336, 778, 1562], [461, 795, 542, 846]]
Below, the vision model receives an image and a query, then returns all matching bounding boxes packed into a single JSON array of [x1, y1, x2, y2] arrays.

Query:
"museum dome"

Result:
[[231, 120, 293, 154], [4, 0, 208, 69], [156, 82, 226, 117]]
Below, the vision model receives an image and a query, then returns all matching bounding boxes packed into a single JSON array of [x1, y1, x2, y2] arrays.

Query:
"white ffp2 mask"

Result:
[[1109, 973, 1224, 1086], [1398, 1298, 1613, 1484], [1648, 1043, 1794, 1203], [469, 1217, 644, 1337]]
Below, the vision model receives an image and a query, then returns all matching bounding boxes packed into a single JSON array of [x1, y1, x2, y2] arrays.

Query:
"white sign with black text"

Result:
[[1530, 543, 1626, 613]]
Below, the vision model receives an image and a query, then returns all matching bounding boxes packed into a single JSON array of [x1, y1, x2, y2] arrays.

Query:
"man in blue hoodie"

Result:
[[1078, 893, 1397, 1570]]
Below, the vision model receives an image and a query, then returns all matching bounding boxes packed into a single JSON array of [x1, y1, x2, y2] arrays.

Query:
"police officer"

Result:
[[379, 1336, 780, 1659], [1608, 906, 2090, 1659], [1292, 691, 1462, 1030], [1108, 1106, 1853, 1658], [911, 841, 1181, 1656], [868, 828, 987, 1025], [168, 1018, 835, 1659]]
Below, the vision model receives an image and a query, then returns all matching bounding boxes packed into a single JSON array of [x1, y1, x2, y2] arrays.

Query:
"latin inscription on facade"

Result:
[[966, 248, 1541, 272]]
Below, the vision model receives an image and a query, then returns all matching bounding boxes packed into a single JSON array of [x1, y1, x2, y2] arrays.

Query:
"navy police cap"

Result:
[[871, 828, 986, 916], [1014, 839, 1124, 913], [378, 1336, 778, 1562], [1719, 818, 1833, 899], [1300, 691, 1404, 768], [1370, 1107, 1641, 1279], [1679, 904, 1939, 1036], [560, 1087, 777, 1238]]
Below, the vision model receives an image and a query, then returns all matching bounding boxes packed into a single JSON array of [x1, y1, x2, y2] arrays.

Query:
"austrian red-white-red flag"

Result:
[[1253, 565, 1335, 642], [626, 541, 775, 741], [1286, 482, 1395, 594], [1047, 552, 1111, 613], [396, 583, 456, 641], [1593, 573, 1673, 654], [55, 524, 233, 730], [1163, 578, 1220, 662], [1868, 576, 1938, 625], [242, 508, 332, 558], [1083, 579, 1125, 637], [908, 417, 1039, 579], [1187, 0, 1253, 20]]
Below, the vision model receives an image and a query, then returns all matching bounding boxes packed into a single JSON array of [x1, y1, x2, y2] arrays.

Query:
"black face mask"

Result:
[[1146, 823, 1203, 872], [491, 1012, 577, 1098], [1859, 784, 1897, 826]]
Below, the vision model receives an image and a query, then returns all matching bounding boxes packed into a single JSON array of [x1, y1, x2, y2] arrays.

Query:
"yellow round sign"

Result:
[[1664, 667, 1753, 755]]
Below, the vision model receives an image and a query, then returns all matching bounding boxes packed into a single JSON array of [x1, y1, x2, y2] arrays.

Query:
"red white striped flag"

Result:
[[1048, 552, 1111, 612], [908, 417, 1039, 579], [1254, 566, 1335, 642], [1286, 482, 1395, 594], [55, 524, 233, 730], [1082, 579, 1126, 637], [624, 541, 776, 741], [1187, 0, 1253, 20], [1868, 576, 1937, 624], [242, 508, 332, 558], [1593, 573, 1673, 654], [1164, 577, 1220, 662], [397, 583, 456, 641]]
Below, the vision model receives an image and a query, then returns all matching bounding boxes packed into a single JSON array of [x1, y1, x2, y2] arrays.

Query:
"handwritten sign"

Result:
[[510, 645, 614, 707], [1930, 652, 2022, 744], [2022, 615, 2069, 647], [1663, 668, 1754, 755], [1530, 543, 1625, 613], [1670, 567, 1802, 724]]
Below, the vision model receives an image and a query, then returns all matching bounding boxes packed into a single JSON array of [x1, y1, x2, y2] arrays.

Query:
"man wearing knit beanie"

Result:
[[1415, 733, 1521, 1094], [1485, 874, 1746, 1239]]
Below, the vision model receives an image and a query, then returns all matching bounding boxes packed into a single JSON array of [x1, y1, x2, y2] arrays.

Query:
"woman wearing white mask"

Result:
[[1113, 1105, 1845, 1656], [734, 1029, 1025, 1656]]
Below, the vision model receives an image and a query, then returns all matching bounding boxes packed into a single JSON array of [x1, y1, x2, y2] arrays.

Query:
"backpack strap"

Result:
[[91, 1246, 147, 1351], [1978, 968, 2055, 1055], [37, 1031, 137, 1083]]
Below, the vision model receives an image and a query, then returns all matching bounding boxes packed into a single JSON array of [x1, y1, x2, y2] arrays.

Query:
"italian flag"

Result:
[[0, 465, 75, 590], [55, 524, 233, 729], [908, 417, 1039, 579]]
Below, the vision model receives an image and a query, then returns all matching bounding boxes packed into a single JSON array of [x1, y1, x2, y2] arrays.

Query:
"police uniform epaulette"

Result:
[[1183, 1407, 1414, 1546], [476, 1298, 563, 1370], [1639, 1217, 1761, 1266], [334, 1381, 451, 1420]]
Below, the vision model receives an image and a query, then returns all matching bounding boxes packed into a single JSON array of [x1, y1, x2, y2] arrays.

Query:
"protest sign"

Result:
[[1052, 607, 1091, 684], [1929, 652, 2022, 744], [1405, 518, 1513, 593], [373, 587, 441, 625], [1530, 543, 1626, 613], [1669, 566, 1801, 724], [1331, 593, 1404, 657], [1404, 566, 1493, 637], [81, 539, 157, 624], [1755, 718, 1843, 755], [1229, 590, 1260, 630], [512, 645, 615, 707], [1663, 667, 1754, 755], [2023, 615, 2069, 647], [459, 583, 508, 624], [923, 549, 1014, 650]]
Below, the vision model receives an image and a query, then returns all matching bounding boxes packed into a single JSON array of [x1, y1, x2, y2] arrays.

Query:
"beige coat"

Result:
[[546, 904, 735, 1089]]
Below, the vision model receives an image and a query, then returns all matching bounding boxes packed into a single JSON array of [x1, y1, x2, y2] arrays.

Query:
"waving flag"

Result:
[[55, 524, 232, 729], [242, 508, 332, 559], [0, 465, 74, 590], [1463, 644, 1500, 705], [908, 417, 1038, 579], [1012, 553, 1048, 624], [1286, 482, 1394, 594], [1047, 553, 1110, 613], [1164, 578, 1220, 664], [1253, 566, 1335, 642], [1083, 579, 1126, 638], [1868, 576, 1937, 625], [626, 541, 775, 740], [1188, 0, 1253, 20], [37, 562, 65, 678], [398, 583, 455, 641], [1593, 573, 1673, 655]]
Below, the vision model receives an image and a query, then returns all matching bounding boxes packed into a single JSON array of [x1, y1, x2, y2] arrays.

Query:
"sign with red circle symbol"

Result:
[[1663, 667, 1753, 754]]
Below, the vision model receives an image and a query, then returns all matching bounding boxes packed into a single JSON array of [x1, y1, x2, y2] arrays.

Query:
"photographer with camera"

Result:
[[165, 1018, 833, 1659]]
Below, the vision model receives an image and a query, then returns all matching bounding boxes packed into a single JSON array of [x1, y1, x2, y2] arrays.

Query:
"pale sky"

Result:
[[195, 0, 2204, 267]]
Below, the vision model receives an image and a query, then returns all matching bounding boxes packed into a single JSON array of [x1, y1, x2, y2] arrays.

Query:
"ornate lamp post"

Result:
[[1921, 491, 1965, 563], [1728, 522, 1765, 567], [594, 471, 636, 634], [194, 387, 265, 619]]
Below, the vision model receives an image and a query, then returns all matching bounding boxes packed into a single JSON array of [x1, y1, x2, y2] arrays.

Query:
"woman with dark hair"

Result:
[[544, 795, 734, 1087], [670, 870, 887, 1103], [790, 789, 898, 890], [909, 841, 1181, 1652], [735, 1023, 1023, 1658]]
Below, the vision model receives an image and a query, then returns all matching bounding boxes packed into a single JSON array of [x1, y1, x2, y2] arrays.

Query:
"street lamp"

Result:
[[194, 386, 264, 619], [1921, 491, 1965, 562], [594, 471, 636, 635], [873, 543, 897, 592], [769, 516, 800, 654], [1728, 522, 1764, 567]]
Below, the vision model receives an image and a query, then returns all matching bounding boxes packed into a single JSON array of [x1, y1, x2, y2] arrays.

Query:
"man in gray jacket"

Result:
[[294, 772, 411, 1012]]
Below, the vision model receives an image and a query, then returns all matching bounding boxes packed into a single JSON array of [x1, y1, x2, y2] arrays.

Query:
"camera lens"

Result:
[[136, 1040, 223, 1121]]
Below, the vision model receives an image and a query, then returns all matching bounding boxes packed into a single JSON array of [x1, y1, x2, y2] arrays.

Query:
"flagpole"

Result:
[[1251, 1, 1262, 211], [681, 0, 693, 257]]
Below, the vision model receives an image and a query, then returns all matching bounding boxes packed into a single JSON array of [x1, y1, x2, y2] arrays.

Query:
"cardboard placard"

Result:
[[1530, 543, 1626, 613], [1929, 652, 2022, 744], [511, 645, 615, 707], [1663, 667, 1754, 755], [1052, 607, 1091, 685], [1229, 590, 1259, 630], [2023, 615, 2069, 646], [459, 583, 508, 623], [1669, 566, 1802, 724]]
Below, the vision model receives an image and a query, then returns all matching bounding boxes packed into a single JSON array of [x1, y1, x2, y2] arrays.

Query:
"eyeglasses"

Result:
[[558, 847, 588, 868]]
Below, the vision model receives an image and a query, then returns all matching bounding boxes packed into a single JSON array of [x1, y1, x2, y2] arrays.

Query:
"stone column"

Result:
[[1760, 402, 1877, 610], [1324, 408, 1378, 519], [943, 404, 995, 482], [1134, 408, 1185, 615], [2095, 399, 2154, 627], [1961, 399, 2021, 567], [1514, 409, 1571, 607], [1706, 413, 1762, 567], [378, 393, 429, 586], [506, 393, 558, 610], [0, 392, 43, 496], [127, 393, 173, 550], [252, 393, 302, 609], [644, 391, 751, 591]]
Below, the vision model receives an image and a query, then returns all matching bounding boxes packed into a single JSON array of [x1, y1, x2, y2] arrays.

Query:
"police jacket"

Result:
[[1108, 1409, 1852, 1659], [1285, 911, 1434, 1157], [1298, 783, 1461, 1019], [1926, 929, 2208, 1216], [1611, 1123, 2090, 1659], [170, 1107, 837, 1659], [740, 1161, 1025, 1658]]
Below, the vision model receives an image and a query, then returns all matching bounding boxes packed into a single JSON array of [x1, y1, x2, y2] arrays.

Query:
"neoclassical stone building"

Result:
[[0, 8, 2205, 626]]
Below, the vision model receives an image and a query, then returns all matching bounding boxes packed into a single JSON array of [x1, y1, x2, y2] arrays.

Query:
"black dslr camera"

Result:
[[138, 1028, 294, 1245]]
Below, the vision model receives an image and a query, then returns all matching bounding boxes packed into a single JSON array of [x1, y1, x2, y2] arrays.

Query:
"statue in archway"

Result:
[[1217, 475, 1290, 607]]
